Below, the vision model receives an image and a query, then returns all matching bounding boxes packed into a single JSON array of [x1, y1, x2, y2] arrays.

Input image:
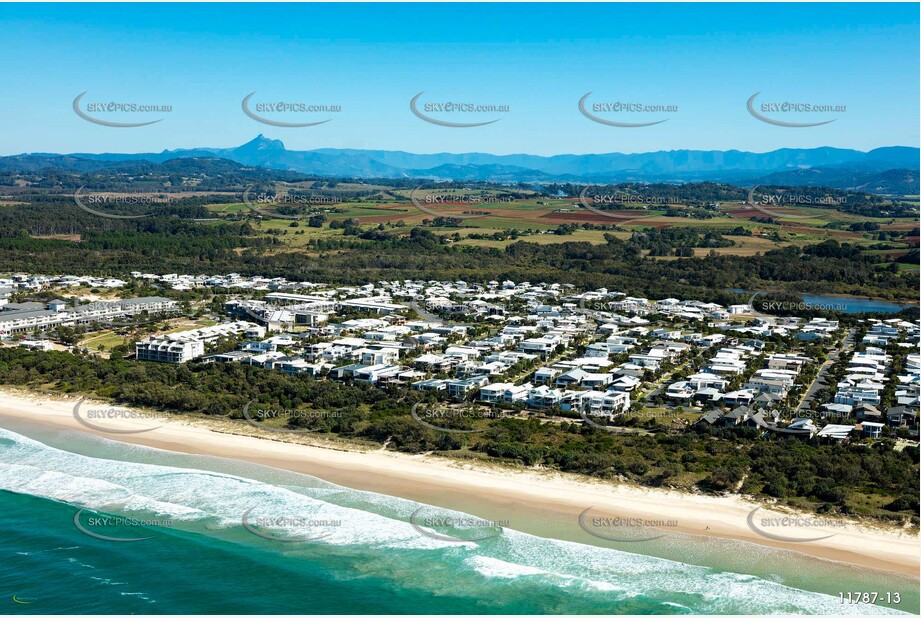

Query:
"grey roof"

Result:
[[725, 406, 752, 420], [699, 410, 724, 424], [746, 410, 772, 429], [206, 350, 254, 359], [121, 296, 174, 306], [0, 309, 57, 322], [2, 302, 46, 312]]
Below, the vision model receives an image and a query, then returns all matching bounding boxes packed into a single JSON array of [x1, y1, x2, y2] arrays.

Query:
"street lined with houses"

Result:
[[3, 271, 917, 441]]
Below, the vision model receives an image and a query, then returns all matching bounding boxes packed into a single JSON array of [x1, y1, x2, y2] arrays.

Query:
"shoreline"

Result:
[[1, 388, 918, 578]]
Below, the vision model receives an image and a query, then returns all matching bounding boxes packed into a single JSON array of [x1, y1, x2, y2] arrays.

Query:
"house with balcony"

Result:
[[627, 351, 666, 371], [533, 367, 562, 385], [412, 378, 449, 392], [555, 368, 590, 388], [413, 353, 459, 373], [719, 389, 756, 407], [518, 335, 562, 356], [859, 421, 885, 439], [480, 382, 530, 404], [359, 347, 400, 366], [560, 390, 630, 416], [446, 376, 490, 400], [527, 385, 564, 409], [354, 364, 402, 384], [609, 375, 641, 392]]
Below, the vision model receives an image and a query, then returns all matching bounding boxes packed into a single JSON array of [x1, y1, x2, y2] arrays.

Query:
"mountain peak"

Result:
[[237, 134, 286, 153], [9, 142, 917, 195]]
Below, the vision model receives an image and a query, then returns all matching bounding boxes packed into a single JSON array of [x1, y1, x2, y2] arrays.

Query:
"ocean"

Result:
[[1, 418, 917, 615]]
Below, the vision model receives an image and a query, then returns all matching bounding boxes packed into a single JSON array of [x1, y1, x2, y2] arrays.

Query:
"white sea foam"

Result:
[[0, 427, 910, 615], [0, 428, 456, 552], [466, 555, 549, 579]]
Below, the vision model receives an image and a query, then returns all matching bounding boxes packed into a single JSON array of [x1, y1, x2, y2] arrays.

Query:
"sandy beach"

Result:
[[1, 388, 918, 577]]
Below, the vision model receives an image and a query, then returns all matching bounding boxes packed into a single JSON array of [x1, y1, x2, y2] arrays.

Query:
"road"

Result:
[[795, 327, 856, 414], [641, 357, 696, 403]]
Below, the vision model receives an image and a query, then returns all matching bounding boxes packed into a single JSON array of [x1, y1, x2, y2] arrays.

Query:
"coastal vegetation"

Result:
[[1, 346, 917, 523]]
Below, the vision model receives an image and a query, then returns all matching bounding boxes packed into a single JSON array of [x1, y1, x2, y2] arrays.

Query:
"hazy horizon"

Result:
[[10, 134, 921, 158]]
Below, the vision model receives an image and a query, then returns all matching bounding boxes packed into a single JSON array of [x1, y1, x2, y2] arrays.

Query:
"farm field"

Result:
[[202, 190, 916, 255]]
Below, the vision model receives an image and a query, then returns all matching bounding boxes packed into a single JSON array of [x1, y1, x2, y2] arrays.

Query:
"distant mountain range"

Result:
[[8, 136, 920, 193]]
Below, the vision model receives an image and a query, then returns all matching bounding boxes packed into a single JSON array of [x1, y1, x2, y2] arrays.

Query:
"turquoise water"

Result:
[[727, 289, 913, 314], [798, 295, 912, 315], [0, 422, 917, 615]]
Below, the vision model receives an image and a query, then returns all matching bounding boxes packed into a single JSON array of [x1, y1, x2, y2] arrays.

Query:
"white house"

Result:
[[527, 385, 564, 409]]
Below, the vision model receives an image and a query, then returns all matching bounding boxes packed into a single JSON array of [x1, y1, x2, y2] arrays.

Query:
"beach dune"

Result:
[[0, 388, 917, 577]]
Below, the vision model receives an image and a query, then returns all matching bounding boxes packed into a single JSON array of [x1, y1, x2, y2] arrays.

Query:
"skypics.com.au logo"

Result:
[[746, 506, 844, 543], [746, 185, 846, 220], [747, 291, 847, 319], [578, 507, 678, 542], [409, 186, 512, 219], [73, 187, 173, 220], [73, 509, 174, 542], [410, 402, 503, 434], [241, 507, 341, 543], [410, 92, 509, 127], [746, 92, 846, 128], [241, 401, 346, 434], [73, 92, 171, 127], [578, 187, 674, 220], [242, 184, 342, 220], [578, 92, 677, 127], [72, 187, 217, 222], [409, 506, 506, 543], [72, 399, 166, 435], [241, 92, 341, 127]]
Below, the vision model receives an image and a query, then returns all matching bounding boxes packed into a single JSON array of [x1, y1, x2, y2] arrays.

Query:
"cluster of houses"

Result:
[[0, 271, 334, 295], [821, 320, 920, 433], [0, 274, 129, 292], [727, 316, 841, 340], [695, 319, 919, 440], [129, 272, 328, 293], [118, 283, 840, 424], [694, 403, 827, 441], [4, 272, 918, 440], [207, 296, 638, 419], [579, 292, 735, 321], [667, 346, 813, 406]]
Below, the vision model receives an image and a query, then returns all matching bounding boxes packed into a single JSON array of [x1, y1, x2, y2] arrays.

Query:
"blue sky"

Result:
[[1, 3, 918, 155]]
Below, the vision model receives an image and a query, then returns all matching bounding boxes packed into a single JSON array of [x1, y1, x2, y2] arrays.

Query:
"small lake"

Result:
[[728, 289, 914, 314], [799, 294, 913, 314]]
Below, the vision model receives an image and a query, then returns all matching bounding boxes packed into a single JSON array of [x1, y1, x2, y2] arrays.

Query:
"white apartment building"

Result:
[[479, 382, 530, 404], [560, 390, 630, 416], [136, 321, 251, 363], [0, 297, 178, 335]]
